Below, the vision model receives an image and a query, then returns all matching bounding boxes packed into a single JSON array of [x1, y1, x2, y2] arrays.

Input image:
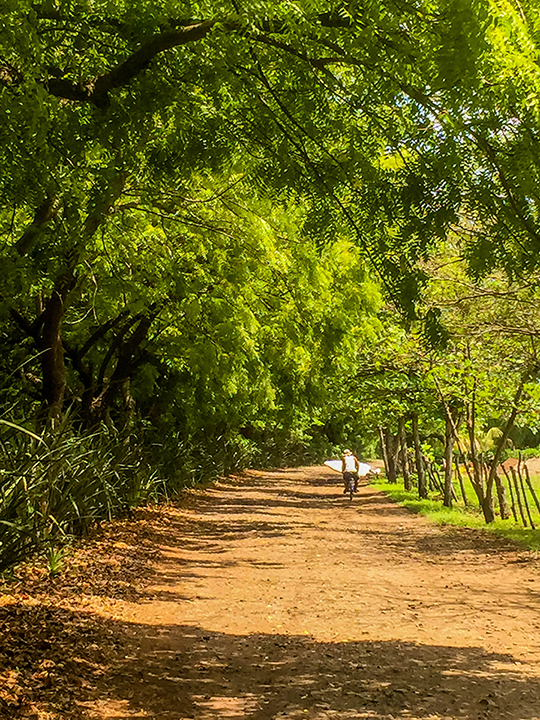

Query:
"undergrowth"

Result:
[[0, 423, 161, 575]]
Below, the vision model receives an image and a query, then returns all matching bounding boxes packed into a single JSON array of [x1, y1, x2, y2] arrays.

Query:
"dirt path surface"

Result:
[[81, 466, 540, 720]]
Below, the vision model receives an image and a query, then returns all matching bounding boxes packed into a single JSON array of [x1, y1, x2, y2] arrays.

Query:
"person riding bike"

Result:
[[341, 449, 360, 494]]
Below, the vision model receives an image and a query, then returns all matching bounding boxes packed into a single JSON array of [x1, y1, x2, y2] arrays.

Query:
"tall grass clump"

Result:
[[0, 417, 269, 574], [0, 419, 161, 574]]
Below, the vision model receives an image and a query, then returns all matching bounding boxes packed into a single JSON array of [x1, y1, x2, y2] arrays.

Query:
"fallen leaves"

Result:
[[0, 505, 169, 719]]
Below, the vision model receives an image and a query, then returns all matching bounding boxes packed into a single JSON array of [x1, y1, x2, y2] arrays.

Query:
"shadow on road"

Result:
[[97, 621, 540, 720], [2, 590, 539, 719]]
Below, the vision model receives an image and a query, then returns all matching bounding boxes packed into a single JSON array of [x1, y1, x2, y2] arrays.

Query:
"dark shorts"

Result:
[[343, 471, 358, 488]]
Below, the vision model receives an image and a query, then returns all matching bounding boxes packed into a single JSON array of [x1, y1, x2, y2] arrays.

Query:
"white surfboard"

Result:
[[324, 459, 372, 476]]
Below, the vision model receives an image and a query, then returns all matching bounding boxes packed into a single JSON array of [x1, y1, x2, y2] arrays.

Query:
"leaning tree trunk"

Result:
[[378, 426, 391, 480], [14, 172, 127, 424], [454, 454, 468, 506], [481, 494, 496, 524], [412, 413, 428, 499], [95, 312, 156, 426]]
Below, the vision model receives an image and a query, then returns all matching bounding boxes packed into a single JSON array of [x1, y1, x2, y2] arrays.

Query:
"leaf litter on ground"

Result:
[[0, 505, 173, 719]]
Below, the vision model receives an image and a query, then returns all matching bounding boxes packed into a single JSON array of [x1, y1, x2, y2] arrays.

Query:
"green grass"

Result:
[[372, 474, 540, 552]]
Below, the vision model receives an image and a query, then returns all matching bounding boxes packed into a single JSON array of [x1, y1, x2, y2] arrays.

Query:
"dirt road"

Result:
[[90, 466, 540, 720]]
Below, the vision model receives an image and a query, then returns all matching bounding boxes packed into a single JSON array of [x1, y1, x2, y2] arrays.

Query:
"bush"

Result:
[[505, 446, 540, 461]]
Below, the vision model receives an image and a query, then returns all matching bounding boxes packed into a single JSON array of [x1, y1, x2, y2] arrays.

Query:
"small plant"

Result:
[[45, 545, 65, 578]]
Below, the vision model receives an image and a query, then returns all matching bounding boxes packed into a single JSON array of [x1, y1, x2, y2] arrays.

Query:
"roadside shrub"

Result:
[[0, 422, 160, 574]]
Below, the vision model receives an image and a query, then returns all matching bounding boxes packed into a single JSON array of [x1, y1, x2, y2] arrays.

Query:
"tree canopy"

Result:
[[3, 1, 540, 547]]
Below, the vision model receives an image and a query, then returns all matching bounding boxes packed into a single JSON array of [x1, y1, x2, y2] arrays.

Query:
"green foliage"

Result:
[[45, 544, 65, 579], [5, 0, 540, 566], [506, 445, 540, 460]]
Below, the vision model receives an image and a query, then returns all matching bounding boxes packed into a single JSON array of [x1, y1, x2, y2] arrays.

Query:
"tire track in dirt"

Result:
[[89, 466, 540, 720]]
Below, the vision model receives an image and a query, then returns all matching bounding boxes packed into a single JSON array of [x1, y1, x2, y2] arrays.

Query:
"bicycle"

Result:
[[343, 471, 358, 500]]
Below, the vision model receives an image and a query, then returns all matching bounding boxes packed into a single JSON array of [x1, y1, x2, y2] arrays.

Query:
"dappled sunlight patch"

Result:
[[93, 623, 540, 720], [194, 693, 259, 719], [3, 468, 540, 719]]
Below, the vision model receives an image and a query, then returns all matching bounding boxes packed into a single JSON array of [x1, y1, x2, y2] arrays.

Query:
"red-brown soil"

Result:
[[3, 466, 540, 720], [502, 456, 540, 475]]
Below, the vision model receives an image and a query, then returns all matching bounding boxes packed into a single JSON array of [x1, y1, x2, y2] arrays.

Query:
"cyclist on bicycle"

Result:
[[341, 449, 360, 494]]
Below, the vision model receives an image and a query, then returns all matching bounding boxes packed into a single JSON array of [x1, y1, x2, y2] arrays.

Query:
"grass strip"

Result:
[[372, 480, 540, 552]]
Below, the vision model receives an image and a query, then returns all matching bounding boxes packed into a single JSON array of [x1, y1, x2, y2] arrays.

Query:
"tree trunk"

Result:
[[120, 378, 136, 431], [501, 464, 518, 522], [510, 465, 528, 526], [494, 470, 510, 520], [378, 426, 390, 481], [517, 462, 535, 529], [464, 398, 489, 511], [398, 416, 411, 491], [39, 291, 68, 421], [412, 413, 427, 499], [443, 410, 454, 508], [480, 493, 496, 523], [14, 172, 126, 423], [466, 399, 484, 501], [391, 430, 401, 477], [426, 460, 444, 494], [384, 428, 397, 483], [454, 455, 468, 506], [95, 313, 155, 424]]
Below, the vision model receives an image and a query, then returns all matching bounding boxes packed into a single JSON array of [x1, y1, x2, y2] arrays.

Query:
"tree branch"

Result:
[[97, 314, 143, 391], [44, 20, 217, 107], [33, 10, 358, 108], [472, 133, 540, 248], [77, 310, 131, 360], [7, 306, 39, 342], [91, 21, 217, 106], [14, 195, 59, 256]]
